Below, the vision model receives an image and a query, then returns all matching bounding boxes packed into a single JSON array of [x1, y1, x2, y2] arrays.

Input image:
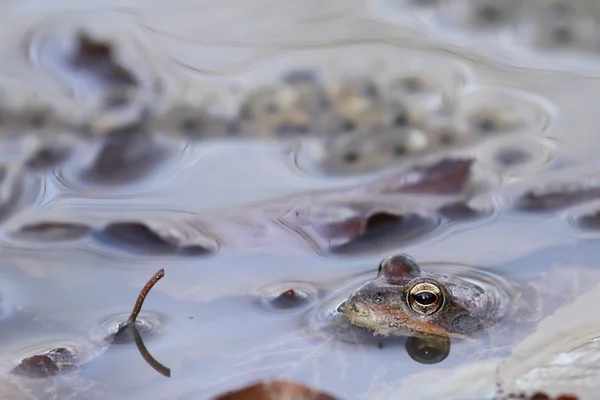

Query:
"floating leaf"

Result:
[[68, 31, 137, 89], [11, 222, 91, 242], [513, 185, 600, 212], [213, 381, 339, 400], [280, 158, 473, 250], [82, 122, 168, 183], [93, 219, 219, 255]]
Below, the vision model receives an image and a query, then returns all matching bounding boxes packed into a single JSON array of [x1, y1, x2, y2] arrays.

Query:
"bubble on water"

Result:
[[254, 281, 325, 313]]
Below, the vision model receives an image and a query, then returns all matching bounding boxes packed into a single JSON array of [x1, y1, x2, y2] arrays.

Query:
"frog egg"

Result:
[[457, 87, 551, 139], [386, 74, 447, 116], [318, 133, 383, 175], [153, 103, 235, 140], [421, 113, 476, 149], [238, 86, 316, 138], [281, 69, 329, 113], [322, 78, 387, 134], [517, 0, 600, 53], [434, 0, 522, 31], [0, 103, 66, 137], [374, 128, 430, 165], [477, 137, 557, 176]]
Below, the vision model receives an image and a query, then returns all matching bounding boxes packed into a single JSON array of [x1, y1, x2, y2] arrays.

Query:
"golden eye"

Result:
[[407, 282, 444, 315]]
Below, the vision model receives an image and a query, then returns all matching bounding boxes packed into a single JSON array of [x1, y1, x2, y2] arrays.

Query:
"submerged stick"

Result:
[[127, 268, 164, 324], [132, 324, 171, 377]]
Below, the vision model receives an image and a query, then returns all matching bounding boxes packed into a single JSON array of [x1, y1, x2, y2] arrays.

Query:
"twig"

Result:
[[127, 269, 164, 324]]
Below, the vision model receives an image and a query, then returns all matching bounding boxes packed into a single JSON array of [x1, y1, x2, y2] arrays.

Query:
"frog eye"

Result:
[[407, 282, 444, 315]]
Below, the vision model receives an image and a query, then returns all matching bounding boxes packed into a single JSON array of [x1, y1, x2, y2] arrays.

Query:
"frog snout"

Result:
[[338, 298, 366, 317]]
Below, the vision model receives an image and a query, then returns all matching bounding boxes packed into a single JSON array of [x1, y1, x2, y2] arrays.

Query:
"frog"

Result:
[[338, 246, 600, 343], [339, 253, 506, 339]]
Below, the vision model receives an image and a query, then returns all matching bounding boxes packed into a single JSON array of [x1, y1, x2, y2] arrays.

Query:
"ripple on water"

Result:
[[302, 262, 518, 346], [24, 18, 159, 107], [328, 214, 443, 256], [88, 311, 166, 346], [475, 137, 557, 177], [566, 203, 600, 236], [10, 338, 91, 374], [438, 195, 496, 227], [254, 281, 325, 313]]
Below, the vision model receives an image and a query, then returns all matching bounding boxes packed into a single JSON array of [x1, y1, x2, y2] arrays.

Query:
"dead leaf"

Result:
[[69, 31, 137, 89], [513, 186, 600, 213], [213, 381, 339, 400], [92, 219, 220, 255], [11, 222, 91, 241], [82, 122, 168, 184], [280, 158, 473, 250]]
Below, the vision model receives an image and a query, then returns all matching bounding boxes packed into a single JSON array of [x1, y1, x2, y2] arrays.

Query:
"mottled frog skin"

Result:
[[340, 254, 506, 339]]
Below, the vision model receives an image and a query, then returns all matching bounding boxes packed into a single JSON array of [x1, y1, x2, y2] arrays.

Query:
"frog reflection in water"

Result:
[[340, 254, 498, 339]]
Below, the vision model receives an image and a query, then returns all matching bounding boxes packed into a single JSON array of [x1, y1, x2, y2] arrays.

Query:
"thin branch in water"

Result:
[[128, 268, 164, 324], [132, 324, 171, 378]]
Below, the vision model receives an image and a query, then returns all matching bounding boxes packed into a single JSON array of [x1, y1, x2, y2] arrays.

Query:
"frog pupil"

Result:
[[412, 291, 437, 305]]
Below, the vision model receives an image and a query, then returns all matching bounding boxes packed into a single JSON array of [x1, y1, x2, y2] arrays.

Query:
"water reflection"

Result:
[[0, 2, 599, 400], [405, 334, 451, 364]]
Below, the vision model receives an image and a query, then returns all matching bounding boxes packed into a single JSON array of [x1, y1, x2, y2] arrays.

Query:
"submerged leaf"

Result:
[[25, 145, 72, 170], [367, 158, 473, 195], [69, 31, 137, 89], [82, 122, 168, 183], [280, 158, 474, 250], [12, 348, 79, 378], [93, 219, 219, 255], [11, 222, 91, 241], [513, 185, 600, 213], [213, 381, 339, 400]]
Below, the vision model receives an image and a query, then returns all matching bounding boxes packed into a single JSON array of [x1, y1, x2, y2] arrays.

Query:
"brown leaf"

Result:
[[93, 220, 219, 255], [213, 381, 339, 400], [368, 158, 473, 195], [280, 158, 473, 250], [11, 222, 91, 241], [11, 348, 79, 378], [83, 122, 168, 183], [20, 158, 473, 253], [69, 31, 137, 89], [25, 145, 71, 170], [514, 186, 600, 212]]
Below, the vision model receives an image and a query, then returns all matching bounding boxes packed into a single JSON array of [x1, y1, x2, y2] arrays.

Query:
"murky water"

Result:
[[2, 1, 600, 399]]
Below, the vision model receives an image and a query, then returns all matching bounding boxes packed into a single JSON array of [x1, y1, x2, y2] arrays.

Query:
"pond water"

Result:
[[1, 1, 600, 399]]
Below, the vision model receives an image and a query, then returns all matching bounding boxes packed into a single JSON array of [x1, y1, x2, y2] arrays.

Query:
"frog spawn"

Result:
[[0, 28, 556, 183], [302, 77, 551, 176], [371, 0, 600, 73]]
